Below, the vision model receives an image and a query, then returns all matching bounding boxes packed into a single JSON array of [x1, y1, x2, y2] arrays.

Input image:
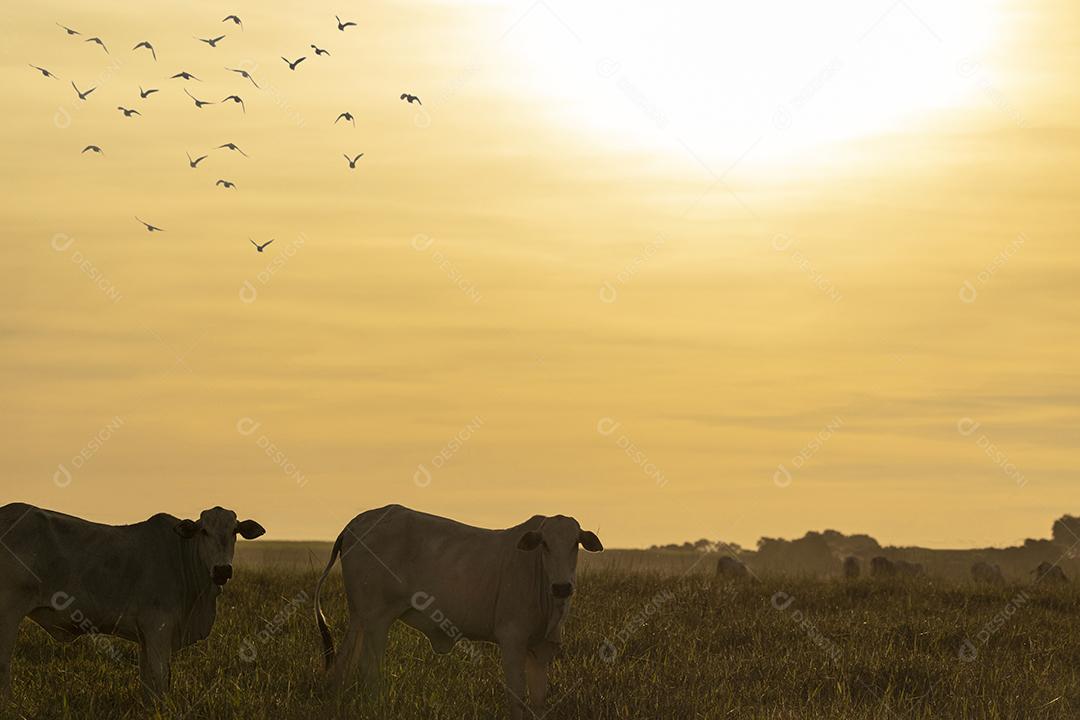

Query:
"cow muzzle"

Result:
[[551, 582, 574, 599], [212, 564, 233, 586]]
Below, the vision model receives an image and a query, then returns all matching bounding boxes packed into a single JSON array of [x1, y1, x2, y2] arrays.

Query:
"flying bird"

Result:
[[29, 65, 58, 79], [400, 93, 421, 105], [139, 86, 159, 98], [197, 35, 226, 48], [132, 41, 157, 60], [135, 217, 164, 232], [216, 179, 237, 189], [218, 142, 248, 157], [343, 153, 363, 168], [85, 37, 108, 54], [222, 95, 245, 113], [184, 88, 214, 108], [225, 67, 259, 87], [187, 152, 208, 168], [171, 71, 200, 81], [117, 106, 141, 117], [250, 238, 274, 252], [336, 15, 356, 31], [281, 56, 305, 70], [335, 112, 355, 127], [82, 145, 103, 154], [311, 44, 330, 56], [57, 23, 80, 35], [222, 15, 243, 29], [72, 82, 95, 100]]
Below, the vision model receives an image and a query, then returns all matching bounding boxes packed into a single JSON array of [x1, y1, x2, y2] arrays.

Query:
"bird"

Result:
[[250, 238, 274, 252], [225, 67, 259, 88], [216, 179, 237, 189], [311, 44, 330, 56], [218, 142, 248, 157], [82, 145, 103, 154], [139, 86, 159, 98], [222, 95, 245, 113], [281, 56, 305, 70], [187, 152, 208, 168], [184, 88, 215, 108], [400, 93, 421, 105], [117, 106, 141, 117], [135, 217, 164, 232], [72, 82, 95, 101], [57, 23, 80, 35], [222, 15, 243, 29], [343, 153, 364, 168], [336, 15, 356, 31], [335, 112, 355, 127], [171, 71, 200, 81], [85, 37, 108, 54], [29, 65, 58, 79], [132, 41, 157, 60], [197, 35, 226, 48]]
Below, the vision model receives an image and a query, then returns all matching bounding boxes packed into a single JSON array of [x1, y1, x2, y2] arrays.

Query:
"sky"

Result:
[[2, 0, 1078, 549]]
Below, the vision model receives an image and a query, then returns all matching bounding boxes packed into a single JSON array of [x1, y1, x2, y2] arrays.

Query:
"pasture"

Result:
[[5, 544, 1079, 719]]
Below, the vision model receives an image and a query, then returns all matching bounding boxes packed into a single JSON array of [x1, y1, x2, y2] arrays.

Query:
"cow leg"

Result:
[[358, 617, 391, 697], [0, 612, 22, 698], [138, 627, 172, 704], [328, 618, 363, 696], [525, 643, 555, 710], [498, 640, 528, 720]]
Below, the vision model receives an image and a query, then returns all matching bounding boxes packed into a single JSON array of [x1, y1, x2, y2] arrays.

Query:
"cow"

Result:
[[715, 555, 750, 580], [870, 556, 896, 578], [971, 561, 1005, 585], [0, 503, 264, 700], [842, 555, 860, 579], [895, 560, 925, 577], [1033, 561, 1069, 585], [314, 505, 603, 720]]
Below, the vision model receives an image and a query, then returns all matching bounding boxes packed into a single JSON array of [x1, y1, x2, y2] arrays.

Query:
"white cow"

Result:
[[0, 503, 264, 700], [314, 505, 603, 719]]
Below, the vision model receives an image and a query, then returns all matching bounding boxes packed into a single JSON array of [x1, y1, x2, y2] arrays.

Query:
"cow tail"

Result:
[[315, 531, 344, 671]]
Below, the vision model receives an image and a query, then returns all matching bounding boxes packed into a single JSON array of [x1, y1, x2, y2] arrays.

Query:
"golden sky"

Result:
[[2, 0, 1078, 549]]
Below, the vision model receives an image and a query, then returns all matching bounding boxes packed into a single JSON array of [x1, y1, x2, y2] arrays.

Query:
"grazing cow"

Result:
[[842, 555, 861, 579], [314, 505, 603, 720], [895, 560, 925, 577], [870, 556, 896, 578], [1033, 561, 1068, 584], [971, 561, 1005, 585], [0, 503, 264, 699], [715, 555, 750, 580]]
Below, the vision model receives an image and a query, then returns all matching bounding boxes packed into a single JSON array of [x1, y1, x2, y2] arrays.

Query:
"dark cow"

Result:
[[0, 503, 264, 699], [314, 505, 603, 720], [971, 561, 1005, 585], [715, 555, 750, 580], [1033, 561, 1068, 585], [842, 555, 861, 579], [870, 556, 896, 578]]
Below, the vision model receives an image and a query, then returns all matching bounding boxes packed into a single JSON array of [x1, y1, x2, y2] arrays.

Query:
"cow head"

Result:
[[517, 515, 603, 599], [175, 506, 265, 586]]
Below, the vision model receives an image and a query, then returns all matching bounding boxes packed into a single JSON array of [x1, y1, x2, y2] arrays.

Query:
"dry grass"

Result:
[[5, 548, 1080, 719]]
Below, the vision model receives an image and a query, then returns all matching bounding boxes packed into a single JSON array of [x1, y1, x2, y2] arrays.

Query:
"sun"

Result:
[[499, 0, 1004, 171]]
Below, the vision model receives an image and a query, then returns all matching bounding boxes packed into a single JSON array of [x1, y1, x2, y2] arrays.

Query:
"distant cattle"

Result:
[[315, 505, 603, 720], [895, 560, 925, 577], [0, 503, 265, 699], [870, 556, 896, 578], [842, 556, 861, 579], [971, 561, 1005, 585], [1033, 561, 1068, 585], [716, 556, 750, 580]]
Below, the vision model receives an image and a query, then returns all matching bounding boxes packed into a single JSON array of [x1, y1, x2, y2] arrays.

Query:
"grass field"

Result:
[[5, 546, 1080, 719]]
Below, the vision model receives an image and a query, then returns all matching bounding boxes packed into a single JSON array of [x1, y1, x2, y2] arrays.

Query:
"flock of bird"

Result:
[[31, 14, 423, 251]]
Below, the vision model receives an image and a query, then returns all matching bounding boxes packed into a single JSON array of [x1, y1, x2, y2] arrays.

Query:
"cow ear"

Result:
[[175, 519, 199, 539], [579, 530, 603, 552], [517, 531, 543, 551], [236, 520, 266, 540]]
